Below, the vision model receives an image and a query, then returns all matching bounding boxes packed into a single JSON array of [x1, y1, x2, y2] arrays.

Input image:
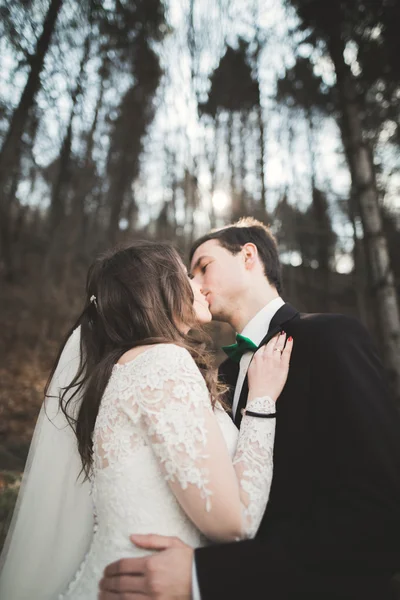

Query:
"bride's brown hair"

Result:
[[45, 240, 226, 479]]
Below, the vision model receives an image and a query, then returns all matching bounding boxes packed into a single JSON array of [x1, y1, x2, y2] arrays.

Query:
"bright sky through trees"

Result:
[[0, 0, 398, 275]]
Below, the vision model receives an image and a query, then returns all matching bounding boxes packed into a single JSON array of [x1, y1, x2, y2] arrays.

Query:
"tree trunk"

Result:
[[305, 109, 316, 188], [305, 112, 331, 309], [183, 168, 196, 251], [49, 30, 91, 234], [170, 154, 178, 233], [257, 102, 267, 214], [347, 194, 371, 328], [253, 23, 267, 216], [208, 123, 217, 230], [227, 112, 235, 199], [0, 170, 20, 280], [335, 98, 371, 330], [239, 111, 247, 214], [45, 31, 92, 284], [0, 0, 64, 220], [73, 63, 105, 234], [328, 36, 400, 402]]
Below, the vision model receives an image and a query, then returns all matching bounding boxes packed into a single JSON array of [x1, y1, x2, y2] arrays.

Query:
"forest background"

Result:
[[0, 0, 400, 551]]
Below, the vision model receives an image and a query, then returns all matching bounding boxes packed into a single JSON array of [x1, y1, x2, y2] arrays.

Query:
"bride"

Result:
[[0, 240, 292, 599]]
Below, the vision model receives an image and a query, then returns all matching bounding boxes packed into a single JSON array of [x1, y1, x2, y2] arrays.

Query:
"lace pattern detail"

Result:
[[91, 344, 218, 519], [130, 345, 214, 510]]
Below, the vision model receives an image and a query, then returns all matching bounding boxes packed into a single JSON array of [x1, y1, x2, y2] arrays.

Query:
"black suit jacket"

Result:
[[195, 305, 400, 599]]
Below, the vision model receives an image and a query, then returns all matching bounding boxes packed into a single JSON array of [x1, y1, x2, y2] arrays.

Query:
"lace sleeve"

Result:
[[134, 344, 275, 542], [233, 395, 276, 537]]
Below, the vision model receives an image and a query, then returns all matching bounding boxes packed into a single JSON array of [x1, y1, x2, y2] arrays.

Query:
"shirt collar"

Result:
[[240, 297, 285, 346]]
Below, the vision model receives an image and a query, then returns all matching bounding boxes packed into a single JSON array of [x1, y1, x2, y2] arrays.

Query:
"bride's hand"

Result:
[[247, 332, 293, 403]]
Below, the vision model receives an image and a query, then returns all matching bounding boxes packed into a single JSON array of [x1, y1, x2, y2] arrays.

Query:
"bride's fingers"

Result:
[[281, 336, 293, 365], [272, 332, 286, 356], [263, 333, 281, 357], [255, 331, 288, 359], [276, 331, 287, 349]]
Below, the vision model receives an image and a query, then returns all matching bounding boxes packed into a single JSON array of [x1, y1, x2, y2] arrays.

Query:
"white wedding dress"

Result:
[[60, 343, 276, 600]]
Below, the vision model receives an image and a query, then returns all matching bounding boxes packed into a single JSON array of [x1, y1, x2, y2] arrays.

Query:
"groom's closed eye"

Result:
[[191, 256, 211, 275]]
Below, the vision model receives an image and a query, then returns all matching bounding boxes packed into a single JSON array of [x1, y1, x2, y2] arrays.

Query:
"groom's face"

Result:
[[190, 239, 247, 322]]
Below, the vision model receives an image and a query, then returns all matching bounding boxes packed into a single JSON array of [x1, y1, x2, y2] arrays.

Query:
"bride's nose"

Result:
[[190, 278, 201, 295]]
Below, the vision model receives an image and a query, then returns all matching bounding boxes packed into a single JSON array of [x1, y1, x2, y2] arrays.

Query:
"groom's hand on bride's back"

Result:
[[98, 534, 193, 599]]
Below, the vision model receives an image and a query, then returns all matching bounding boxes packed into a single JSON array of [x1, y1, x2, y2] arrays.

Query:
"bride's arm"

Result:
[[135, 338, 292, 543]]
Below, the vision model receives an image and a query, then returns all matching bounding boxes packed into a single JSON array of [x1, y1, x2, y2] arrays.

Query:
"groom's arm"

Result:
[[194, 538, 399, 600], [196, 314, 400, 599], [195, 536, 305, 599]]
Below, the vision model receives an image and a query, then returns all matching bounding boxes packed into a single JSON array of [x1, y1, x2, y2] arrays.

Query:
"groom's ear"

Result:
[[242, 243, 258, 269]]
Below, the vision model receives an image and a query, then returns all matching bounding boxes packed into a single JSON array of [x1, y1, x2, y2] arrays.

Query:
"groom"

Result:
[[99, 218, 400, 599]]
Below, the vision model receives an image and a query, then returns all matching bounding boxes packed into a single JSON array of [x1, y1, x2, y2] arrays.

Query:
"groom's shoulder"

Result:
[[298, 310, 358, 326], [294, 310, 368, 342]]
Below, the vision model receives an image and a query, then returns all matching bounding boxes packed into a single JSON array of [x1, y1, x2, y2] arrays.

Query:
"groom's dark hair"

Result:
[[190, 217, 283, 294]]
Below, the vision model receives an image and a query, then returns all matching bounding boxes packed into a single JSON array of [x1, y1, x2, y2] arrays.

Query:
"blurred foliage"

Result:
[[199, 39, 260, 116], [0, 471, 22, 552]]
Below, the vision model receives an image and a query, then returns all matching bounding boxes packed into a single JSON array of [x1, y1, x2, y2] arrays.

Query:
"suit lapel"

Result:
[[234, 303, 299, 428], [262, 302, 299, 345]]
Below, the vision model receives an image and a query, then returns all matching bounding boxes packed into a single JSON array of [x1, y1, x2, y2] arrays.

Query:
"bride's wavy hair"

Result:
[[45, 240, 226, 479]]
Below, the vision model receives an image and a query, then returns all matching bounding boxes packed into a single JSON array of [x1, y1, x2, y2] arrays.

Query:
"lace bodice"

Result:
[[61, 344, 275, 599]]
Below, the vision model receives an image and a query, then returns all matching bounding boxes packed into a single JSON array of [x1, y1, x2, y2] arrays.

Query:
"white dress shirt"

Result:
[[192, 297, 285, 599]]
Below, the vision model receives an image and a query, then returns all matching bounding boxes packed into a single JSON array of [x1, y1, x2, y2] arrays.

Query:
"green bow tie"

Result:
[[222, 334, 258, 363]]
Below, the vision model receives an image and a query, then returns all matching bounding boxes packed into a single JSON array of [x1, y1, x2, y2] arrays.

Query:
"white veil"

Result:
[[0, 326, 93, 599]]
